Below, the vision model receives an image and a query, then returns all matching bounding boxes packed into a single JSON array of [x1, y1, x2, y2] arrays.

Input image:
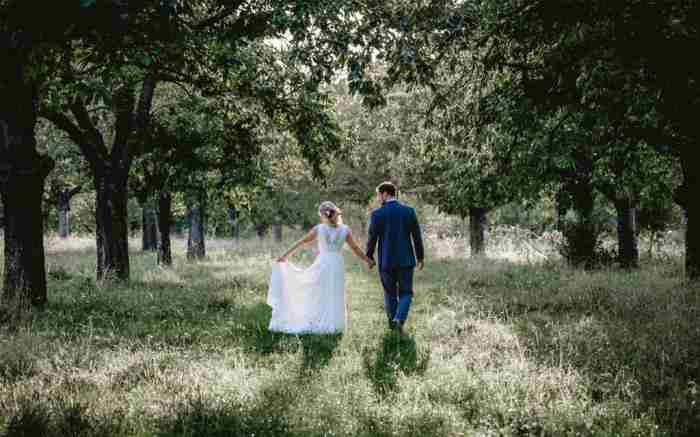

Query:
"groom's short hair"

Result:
[[376, 182, 397, 197]]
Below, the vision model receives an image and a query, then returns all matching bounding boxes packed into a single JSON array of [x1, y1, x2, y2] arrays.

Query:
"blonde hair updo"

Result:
[[318, 201, 343, 226]]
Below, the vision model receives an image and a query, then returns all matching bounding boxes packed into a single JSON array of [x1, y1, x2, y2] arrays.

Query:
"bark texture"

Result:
[[0, 50, 54, 305], [273, 223, 283, 242], [157, 191, 172, 266], [56, 186, 81, 238], [141, 199, 158, 251], [255, 224, 268, 239], [678, 148, 700, 279], [228, 206, 240, 241], [187, 197, 206, 260], [94, 171, 130, 280], [614, 197, 639, 269], [558, 181, 598, 268], [42, 78, 157, 281], [468, 207, 488, 257]]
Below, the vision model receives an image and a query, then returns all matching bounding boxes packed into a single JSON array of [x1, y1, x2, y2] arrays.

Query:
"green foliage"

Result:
[[363, 1, 681, 256], [327, 82, 439, 207], [493, 197, 559, 233]]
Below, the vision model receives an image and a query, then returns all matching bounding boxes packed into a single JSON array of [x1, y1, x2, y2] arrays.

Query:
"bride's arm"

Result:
[[277, 228, 318, 262], [346, 229, 375, 268]]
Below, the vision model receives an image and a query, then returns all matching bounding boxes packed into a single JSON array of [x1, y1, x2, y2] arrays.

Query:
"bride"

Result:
[[266, 201, 375, 334]]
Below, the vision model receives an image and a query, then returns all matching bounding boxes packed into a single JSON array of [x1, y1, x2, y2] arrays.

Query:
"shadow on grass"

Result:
[[32, 272, 269, 349], [157, 377, 299, 437], [299, 334, 342, 373], [433, 257, 700, 436], [3, 393, 131, 437], [4, 381, 296, 437], [234, 302, 342, 373], [363, 331, 430, 396]]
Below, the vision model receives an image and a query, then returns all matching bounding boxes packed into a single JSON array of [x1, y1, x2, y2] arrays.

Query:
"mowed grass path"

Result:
[[1, 236, 699, 436]]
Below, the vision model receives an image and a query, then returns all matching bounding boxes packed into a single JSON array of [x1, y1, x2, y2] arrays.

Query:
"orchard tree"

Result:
[[435, 1, 700, 276], [365, 1, 684, 269], [408, 81, 525, 257], [0, 0, 176, 304], [132, 92, 264, 263], [38, 120, 90, 238], [37, 1, 390, 283]]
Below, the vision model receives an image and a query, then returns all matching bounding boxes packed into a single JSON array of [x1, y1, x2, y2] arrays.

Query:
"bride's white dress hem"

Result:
[[266, 224, 348, 334]]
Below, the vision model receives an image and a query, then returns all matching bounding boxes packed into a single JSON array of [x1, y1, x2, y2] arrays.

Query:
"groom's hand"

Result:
[[417, 260, 424, 271]]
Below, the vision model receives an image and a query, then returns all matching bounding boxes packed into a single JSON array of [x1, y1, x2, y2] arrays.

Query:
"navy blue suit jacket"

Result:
[[366, 200, 424, 271]]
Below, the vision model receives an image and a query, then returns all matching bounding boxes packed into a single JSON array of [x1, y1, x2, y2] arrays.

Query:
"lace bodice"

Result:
[[317, 224, 348, 254]]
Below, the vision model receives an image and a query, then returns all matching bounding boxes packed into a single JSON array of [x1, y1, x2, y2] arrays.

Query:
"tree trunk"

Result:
[[187, 197, 206, 260], [57, 205, 70, 238], [141, 200, 158, 251], [94, 171, 130, 280], [55, 186, 80, 239], [41, 79, 155, 282], [228, 206, 240, 242], [560, 181, 598, 268], [468, 207, 488, 257], [157, 190, 172, 266], [679, 149, 700, 279], [615, 197, 639, 269], [273, 223, 283, 242], [255, 224, 268, 240], [685, 205, 699, 279], [0, 56, 54, 305], [1, 158, 54, 307]]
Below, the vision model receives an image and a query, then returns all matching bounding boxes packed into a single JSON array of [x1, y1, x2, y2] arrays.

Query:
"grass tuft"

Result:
[[0, 333, 41, 383]]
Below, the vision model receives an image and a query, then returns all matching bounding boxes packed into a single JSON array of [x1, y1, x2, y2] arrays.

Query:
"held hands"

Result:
[[366, 257, 376, 269], [276, 255, 288, 263]]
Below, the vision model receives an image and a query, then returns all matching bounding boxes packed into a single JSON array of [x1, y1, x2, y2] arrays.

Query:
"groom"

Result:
[[366, 182, 424, 333]]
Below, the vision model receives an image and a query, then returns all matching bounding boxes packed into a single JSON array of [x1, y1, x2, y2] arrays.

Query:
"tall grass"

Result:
[[0, 231, 695, 436]]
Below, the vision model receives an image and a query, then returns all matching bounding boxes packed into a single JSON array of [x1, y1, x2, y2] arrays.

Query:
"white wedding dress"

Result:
[[267, 224, 348, 334]]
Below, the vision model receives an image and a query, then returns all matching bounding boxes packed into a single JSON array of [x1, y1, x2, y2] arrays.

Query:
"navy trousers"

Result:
[[379, 268, 414, 322]]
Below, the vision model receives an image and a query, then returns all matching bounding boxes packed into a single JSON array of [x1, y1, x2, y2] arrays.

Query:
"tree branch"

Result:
[[68, 185, 82, 199], [192, 0, 245, 30], [136, 76, 158, 135], [129, 75, 158, 161], [40, 108, 100, 171], [191, 1, 247, 30], [112, 86, 136, 173], [69, 98, 109, 161]]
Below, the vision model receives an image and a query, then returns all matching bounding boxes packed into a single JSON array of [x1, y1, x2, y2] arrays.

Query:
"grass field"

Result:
[[0, 233, 698, 436]]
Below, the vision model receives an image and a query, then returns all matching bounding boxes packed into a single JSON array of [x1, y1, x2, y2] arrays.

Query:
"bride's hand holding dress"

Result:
[[267, 223, 372, 334]]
